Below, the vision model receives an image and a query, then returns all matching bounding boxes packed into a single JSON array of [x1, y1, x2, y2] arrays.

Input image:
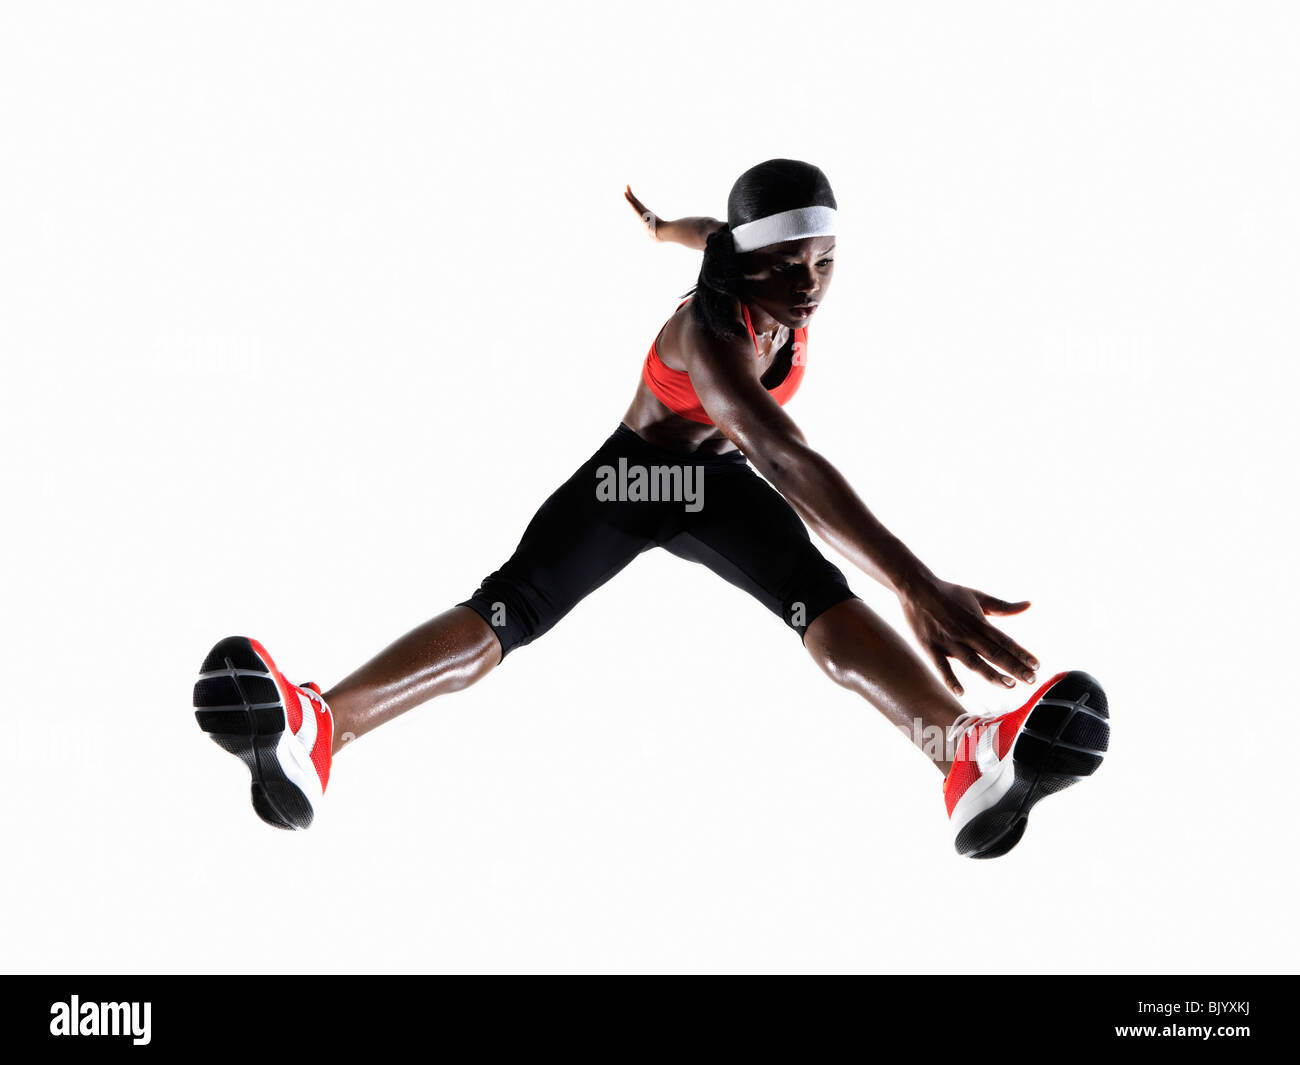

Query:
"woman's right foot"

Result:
[[192, 636, 334, 830]]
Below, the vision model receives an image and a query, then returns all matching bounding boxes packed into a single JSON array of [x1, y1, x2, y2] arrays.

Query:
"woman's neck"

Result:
[[745, 302, 787, 343]]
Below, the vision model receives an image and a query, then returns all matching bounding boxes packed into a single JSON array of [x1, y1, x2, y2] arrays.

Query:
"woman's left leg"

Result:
[[802, 598, 963, 775], [664, 459, 963, 774]]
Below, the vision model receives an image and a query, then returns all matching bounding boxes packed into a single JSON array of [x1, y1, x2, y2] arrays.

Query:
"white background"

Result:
[[2, 1, 1296, 974]]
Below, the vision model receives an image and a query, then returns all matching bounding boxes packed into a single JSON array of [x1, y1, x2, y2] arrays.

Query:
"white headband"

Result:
[[729, 205, 837, 253]]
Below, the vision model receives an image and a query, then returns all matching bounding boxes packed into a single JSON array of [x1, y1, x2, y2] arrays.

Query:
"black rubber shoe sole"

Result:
[[193, 636, 314, 831], [955, 670, 1110, 859]]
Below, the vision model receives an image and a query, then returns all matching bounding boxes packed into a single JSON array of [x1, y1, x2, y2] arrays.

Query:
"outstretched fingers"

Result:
[[624, 185, 658, 235], [968, 625, 1038, 683], [928, 645, 964, 698], [957, 644, 1018, 688], [976, 590, 1031, 616], [970, 590, 1037, 682]]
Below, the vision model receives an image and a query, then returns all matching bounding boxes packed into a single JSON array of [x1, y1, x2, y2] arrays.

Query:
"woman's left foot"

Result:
[[943, 670, 1109, 858]]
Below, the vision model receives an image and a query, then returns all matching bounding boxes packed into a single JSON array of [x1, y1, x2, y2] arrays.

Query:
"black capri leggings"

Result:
[[460, 423, 858, 658]]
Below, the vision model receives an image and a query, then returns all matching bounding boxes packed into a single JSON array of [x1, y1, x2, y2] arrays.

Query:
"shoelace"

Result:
[[298, 682, 328, 710], [947, 707, 1000, 746]]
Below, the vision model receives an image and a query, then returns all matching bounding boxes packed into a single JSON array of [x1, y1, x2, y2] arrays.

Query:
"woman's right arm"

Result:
[[624, 186, 724, 250]]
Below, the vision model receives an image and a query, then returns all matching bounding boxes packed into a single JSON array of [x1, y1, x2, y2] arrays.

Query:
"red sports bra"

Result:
[[642, 298, 808, 426]]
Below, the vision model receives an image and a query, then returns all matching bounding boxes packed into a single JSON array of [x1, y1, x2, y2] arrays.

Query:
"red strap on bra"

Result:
[[739, 303, 762, 357], [642, 297, 808, 426]]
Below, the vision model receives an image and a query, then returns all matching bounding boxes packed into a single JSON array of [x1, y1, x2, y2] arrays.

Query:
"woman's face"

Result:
[[740, 235, 836, 329]]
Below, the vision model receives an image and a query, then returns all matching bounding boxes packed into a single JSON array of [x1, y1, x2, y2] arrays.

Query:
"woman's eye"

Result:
[[772, 260, 831, 273]]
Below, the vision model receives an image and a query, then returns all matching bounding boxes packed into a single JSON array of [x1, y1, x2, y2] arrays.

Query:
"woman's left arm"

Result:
[[624, 185, 723, 250], [686, 328, 1040, 695]]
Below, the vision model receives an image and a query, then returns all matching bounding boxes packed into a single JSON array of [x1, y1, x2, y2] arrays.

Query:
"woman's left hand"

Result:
[[899, 577, 1039, 696], [624, 185, 663, 241]]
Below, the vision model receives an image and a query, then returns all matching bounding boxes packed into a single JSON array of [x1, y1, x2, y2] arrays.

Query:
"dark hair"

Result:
[[685, 159, 837, 341]]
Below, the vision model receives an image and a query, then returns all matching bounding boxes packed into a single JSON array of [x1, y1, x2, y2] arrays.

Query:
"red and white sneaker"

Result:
[[943, 670, 1109, 859], [193, 636, 334, 830]]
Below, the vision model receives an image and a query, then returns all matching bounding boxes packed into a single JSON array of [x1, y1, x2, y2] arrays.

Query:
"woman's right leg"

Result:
[[322, 426, 666, 755], [193, 427, 660, 830], [323, 605, 501, 754]]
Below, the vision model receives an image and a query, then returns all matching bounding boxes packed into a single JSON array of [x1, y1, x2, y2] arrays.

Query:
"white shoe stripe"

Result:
[[274, 722, 323, 811], [295, 690, 317, 755], [975, 721, 1002, 776], [949, 750, 1015, 837]]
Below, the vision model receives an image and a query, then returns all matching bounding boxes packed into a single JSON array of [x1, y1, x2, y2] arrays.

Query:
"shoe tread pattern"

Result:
[[193, 636, 314, 831], [957, 671, 1109, 859]]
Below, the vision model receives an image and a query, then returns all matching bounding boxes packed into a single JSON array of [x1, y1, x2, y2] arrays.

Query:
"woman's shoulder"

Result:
[[668, 295, 749, 359]]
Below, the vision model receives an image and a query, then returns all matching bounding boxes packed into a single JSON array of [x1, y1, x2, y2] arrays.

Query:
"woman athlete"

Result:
[[193, 159, 1109, 859]]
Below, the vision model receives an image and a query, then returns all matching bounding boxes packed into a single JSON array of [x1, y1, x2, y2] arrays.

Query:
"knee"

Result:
[[803, 599, 875, 691], [441, 605, 506, 685]]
